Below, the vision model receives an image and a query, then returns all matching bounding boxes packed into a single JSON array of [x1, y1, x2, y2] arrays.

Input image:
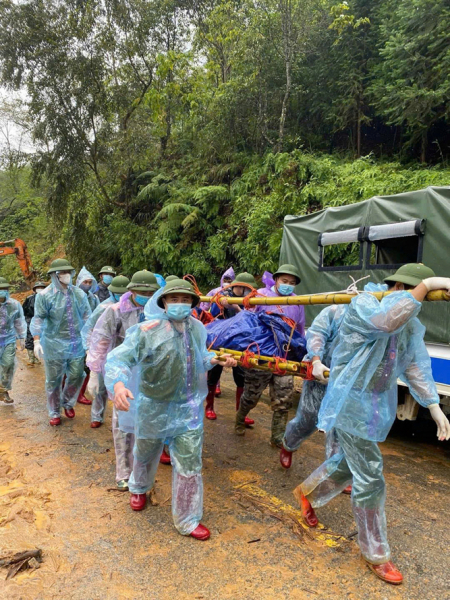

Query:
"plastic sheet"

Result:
[[129, 427, 203, 535], [318, 283, 439, 442], [44, 356, 85, 417], [206, 310, 306, 362], [86, 292, 144, 373], [76, 266, 100, 311], [31, 273, 91, 361], [199, 267, 235, 310], [104, 288, 216, 440], [301, 428, 390, 564], [255, 286, 305, 336], [0, 343, 17, 392], [0, 297, 26, 347], [81, 296, 115, 350]]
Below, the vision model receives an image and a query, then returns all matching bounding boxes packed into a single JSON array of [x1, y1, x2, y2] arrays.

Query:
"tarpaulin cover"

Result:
[[280, 185, 450, 343], [206, 311, 307, 362]]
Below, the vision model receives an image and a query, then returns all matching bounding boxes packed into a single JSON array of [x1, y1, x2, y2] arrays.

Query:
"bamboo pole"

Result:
[[213, 348, 330, 379], [200, 290, 448, 306]]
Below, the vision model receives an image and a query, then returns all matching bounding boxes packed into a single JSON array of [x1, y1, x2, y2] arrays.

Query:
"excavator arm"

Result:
[[0, 239, 36, 286]]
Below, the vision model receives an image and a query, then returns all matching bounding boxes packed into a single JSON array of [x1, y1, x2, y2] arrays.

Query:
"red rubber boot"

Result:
[[77, 372, 92, 405], [159, 449, 171, 465], [205, 386, 217, 420], [293, 487, 318, 527], [235, 387, 254, 426], [280, 447, 293, 469], [342, 484, 352, 495], [367, 561, 403, 585], [190, 523, 210, 540], [215, 383, 221, 397], [130, 493, 147, 511]]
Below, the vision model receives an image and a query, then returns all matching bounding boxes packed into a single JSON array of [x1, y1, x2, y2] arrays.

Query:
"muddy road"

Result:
[[0, 355, 449, 600]]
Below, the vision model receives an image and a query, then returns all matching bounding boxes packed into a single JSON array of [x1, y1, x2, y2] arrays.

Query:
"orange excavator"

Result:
[[0, 239, 36, 287]]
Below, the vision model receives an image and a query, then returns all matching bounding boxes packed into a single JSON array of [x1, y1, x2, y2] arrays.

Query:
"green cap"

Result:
[[47, 258, 75, 274], [165, 275, 179, 282], [108, 275, 130, 294], [0, 277, 10, 289], [273, 264, 301, 285], [157, 278, 200, 308], [230, 272, 257, 288], [32, 281, 47, 290], [127, 270, 160, 292], [99, 266, 117, 276], [384, 263, 435, 288]]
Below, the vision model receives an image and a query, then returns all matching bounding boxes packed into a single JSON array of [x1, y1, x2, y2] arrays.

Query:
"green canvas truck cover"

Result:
[[280, 185, 450, 344]]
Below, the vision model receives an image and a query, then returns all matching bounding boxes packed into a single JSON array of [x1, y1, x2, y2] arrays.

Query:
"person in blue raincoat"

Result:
[[81, 275, 130, 431], [76, 266, 100, 312], [279, 304, 347, 470], [95, 266, 117, 303], [294, 265, 450, 586], [87, 271, 159, 491], [0, 277, 26, 403], [31, 259, 92, 426], [105, 279, 236, 540]]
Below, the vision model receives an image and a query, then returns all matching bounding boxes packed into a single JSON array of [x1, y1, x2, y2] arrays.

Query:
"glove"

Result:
[[422, 277, 450, 293], [34, 340, 44, 361], [428, 404, 450, 441], [312, 359, 329, 384], [17, 339, 25, 351], [87, 371, 100, 398]]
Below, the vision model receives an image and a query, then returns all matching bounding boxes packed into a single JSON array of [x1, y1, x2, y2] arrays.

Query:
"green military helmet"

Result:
[[0, 277, 10, 289], [273, 263, 301, 285], [47, 258, 75, 274], [127, 270, 160, 292], [157, 278, 200, 308], [98, 265, 117, 276], [32, 281, 47, 290], [230, 272, 257, 288], [165, 275, 179, 282], [384, 263, 435, 288], [108, 275, 130, 294]]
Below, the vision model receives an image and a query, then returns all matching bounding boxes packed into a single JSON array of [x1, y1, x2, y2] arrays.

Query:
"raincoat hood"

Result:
[[76, 267, 98, 293], [262, 271, 275, 290], [220, 267, 235, 287]]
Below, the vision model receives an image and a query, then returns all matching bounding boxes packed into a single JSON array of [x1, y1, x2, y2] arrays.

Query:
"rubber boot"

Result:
[[215, 383, 221, 397], [235, 387, 254, 427], [280, 447, 293, 469], [27, 349, 36, 366], [367, 561, 403, 585], [190, 523, 210, 540], [293, 486, 318, 527], [0, 391, 13, 404], [77, 372, 92, 405], [205, 386, 217, 420], [270, 411, 289, 448]]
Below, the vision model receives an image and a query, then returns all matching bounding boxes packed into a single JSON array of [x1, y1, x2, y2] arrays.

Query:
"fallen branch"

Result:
[[0, 549, 42, 580]]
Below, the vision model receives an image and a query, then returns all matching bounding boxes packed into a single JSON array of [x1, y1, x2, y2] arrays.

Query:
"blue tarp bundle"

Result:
[[206, 311, 307, 362]]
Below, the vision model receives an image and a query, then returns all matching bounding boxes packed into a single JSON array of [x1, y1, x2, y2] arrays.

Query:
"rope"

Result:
[[240, 342, 261, 369], [183, 274, 203, 296], [267, 356, 287, 376]]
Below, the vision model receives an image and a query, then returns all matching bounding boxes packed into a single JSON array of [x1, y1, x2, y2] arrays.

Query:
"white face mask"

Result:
[[58, 273, 72, 285]]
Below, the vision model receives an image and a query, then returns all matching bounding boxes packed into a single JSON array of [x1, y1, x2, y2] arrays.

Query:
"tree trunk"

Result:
[[277, 58, 291, 153], [356, 105, 361, 158], [420, 130, 427, 163]]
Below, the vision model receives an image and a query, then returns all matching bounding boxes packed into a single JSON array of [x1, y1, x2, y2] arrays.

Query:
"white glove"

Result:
[[34, 340, 44, 361], [422, 277, 450, 293], [17, 339, 25, 351], [428, 404, 450, 441], [312, 359, 329, 384], [87, 371, 100, 397]]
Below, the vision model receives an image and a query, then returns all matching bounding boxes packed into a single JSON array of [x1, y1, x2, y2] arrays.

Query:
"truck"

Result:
[[279, 185, 450, 421]]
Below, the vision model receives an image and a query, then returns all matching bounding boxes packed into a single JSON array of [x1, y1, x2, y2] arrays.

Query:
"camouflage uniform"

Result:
[[236, 369, 294, 446]]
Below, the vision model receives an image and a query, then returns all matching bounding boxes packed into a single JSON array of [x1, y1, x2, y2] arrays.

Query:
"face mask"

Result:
[[112, 293, 122, 302], [0, 290, 9, 300], [134, 294, 150, 306], [80, 283, 91, 293], [58, 273, 72, 285], [166, 303, 192, 321], [102, 275, 113, 285], [278, 283, 295, 296]]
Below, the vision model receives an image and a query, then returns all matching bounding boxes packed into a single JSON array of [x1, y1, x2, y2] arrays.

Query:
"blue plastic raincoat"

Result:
[[105, 288, 216, 440], [0, 296, 27, 392], [317, 283, 439, 442], [31, 272, 92, 361], [76, 266, 100, 312], [81, 295, 115, 350]]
